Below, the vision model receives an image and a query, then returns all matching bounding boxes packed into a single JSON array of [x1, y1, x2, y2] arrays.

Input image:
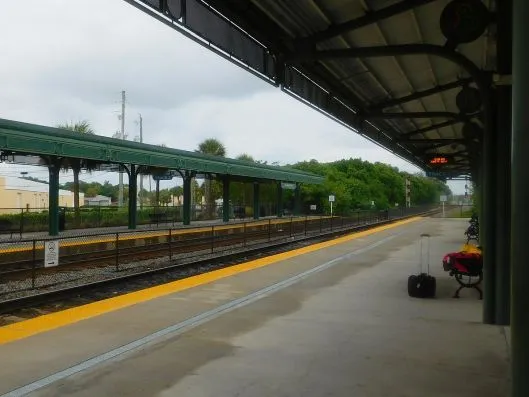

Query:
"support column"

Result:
[[222, 177, 230, 223], [482, 103, 497, 324], [48, 161, 60, 236], [494, 0, 512, 326], [128, 165, 138, 230], [253, 182, 260, 220], [293, 183, 301, 216], [512, 0, 529, 395], [183, 172, 192, 226], [276, 182, 283, 218]]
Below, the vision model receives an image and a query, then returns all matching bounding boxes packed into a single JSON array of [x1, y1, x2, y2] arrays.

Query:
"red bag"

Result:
[[442, 251, 482, 276]]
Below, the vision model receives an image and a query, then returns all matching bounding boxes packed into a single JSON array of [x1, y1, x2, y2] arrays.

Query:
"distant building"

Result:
[[0, 176, 83, 214], [84, 195, 112, 207]]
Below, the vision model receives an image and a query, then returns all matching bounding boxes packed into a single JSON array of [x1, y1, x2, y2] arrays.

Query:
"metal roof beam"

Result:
[[369, 78, 474, 111], [365, 111, 464, 120], [306, 0, 437, 44], [424, 142, 459, 151], [0, 118, 324, 184], [398, 138, 466, 144], [285, 44, 488, 95], [413, 142, 457, 155], [399, 120, 463, 138]]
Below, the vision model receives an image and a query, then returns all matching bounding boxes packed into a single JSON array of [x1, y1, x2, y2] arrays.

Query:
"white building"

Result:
[[0, 176, 83, 214]]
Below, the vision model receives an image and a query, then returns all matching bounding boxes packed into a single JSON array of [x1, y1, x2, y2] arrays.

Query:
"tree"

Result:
[[56, 120, 97, 225], [236, 153, 255, 163], [197, 139, 226, 157], [196, 138, 226, 218], [292, 158, 451, 214]]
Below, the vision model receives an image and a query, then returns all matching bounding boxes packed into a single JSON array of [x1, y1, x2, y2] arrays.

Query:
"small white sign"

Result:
[[44, 240, 59, 268], [310, 204, 317, 210], [328, 195, 335, 202], [280, 182, 297, 190], [440, 195, 448, 202]]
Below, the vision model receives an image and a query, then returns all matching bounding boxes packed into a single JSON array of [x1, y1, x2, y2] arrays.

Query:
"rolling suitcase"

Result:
[[408, 233, 436, 298]]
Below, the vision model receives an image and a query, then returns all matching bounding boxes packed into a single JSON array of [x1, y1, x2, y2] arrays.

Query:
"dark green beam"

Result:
[[399, 120, 463, 139], [512, 0, 528, 395], [48, 162, 60, 236], [482, 104, 497, 325], [366, 111, 464, 120], [276, 182, 283, 218], [183, 173, 192, 226], [223, 177, 230, 223], [397, 139, 466, 144], [128, 165, 138, 230], [294, 183, 301, 216], [0, 118, 323, 185], [369, 78, 474, 111], [306, 0, 437, 43], [494, 0, 512, 327], [253, 183, 260, 220], [285, 44, 490, 99]]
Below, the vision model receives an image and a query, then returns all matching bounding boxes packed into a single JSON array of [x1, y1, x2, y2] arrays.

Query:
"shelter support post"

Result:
[[253, 183, 260, 220], [223, 177, 230, 223], [128, 165, 138, 230], [494, 0, 512, 326], [294, 183, 301, 216], [482, 104, 497, 325], [276, 182, 283, 218], [512, 0, 529, 395], [494, 89, 511, 325], [48, 161, 60, 236], [183, 173, 192, 226]]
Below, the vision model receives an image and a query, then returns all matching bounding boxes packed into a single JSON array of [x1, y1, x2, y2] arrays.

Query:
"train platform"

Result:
[[0, 217, 509, 397], [0, 215, 277, 242]]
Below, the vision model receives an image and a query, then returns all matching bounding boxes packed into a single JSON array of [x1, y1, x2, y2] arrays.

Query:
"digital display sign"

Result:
[[429, 156, 450, 165]]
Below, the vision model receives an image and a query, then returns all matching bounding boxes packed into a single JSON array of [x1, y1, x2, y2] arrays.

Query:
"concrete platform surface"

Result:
[[0, 218, 509, 397]]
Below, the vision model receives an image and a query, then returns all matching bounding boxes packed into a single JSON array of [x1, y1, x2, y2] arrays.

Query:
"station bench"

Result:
[[148, 212, 170, 225], [0, 219, 21, 239], [442, 250, 483, 299]]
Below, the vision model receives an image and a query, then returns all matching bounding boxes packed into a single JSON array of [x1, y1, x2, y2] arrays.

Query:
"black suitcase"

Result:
[[408, 233, 436, 298]]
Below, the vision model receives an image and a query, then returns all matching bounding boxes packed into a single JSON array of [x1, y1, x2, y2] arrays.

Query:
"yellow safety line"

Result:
[[0, 216, 420, 345], [1, 216, 329, 254]]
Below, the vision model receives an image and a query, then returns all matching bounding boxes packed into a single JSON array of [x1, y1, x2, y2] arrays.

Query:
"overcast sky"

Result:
[[0, 0, 466, 193]]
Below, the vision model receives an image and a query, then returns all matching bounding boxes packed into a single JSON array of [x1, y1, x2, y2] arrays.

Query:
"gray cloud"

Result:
[[0, 1, 465, 193]]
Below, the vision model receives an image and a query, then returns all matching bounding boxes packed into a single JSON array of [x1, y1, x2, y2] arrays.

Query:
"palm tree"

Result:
[[196, 138, 226, 218], [236, 153, 255, 163], [197, 138, 226, 157], [56, 120, 97, 226]]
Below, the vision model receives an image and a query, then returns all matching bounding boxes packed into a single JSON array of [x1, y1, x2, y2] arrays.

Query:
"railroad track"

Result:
[[0, 216, 369, 278], [0, 210, 440, 317]]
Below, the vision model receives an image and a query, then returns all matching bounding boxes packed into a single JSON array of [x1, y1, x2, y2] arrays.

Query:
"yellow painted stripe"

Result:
[[1, 216, 330, 254], [0, 216, 421, 345]]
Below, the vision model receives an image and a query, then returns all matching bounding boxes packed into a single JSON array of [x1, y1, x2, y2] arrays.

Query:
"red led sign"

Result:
[[429, 156, 449, 165]]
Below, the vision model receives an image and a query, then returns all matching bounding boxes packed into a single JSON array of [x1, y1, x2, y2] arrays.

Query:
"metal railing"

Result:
[[0, 205, 439, 300]]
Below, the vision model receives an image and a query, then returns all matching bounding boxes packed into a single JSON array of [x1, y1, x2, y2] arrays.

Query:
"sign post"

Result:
[[440, 195, 448, 217], [44, 240, 59, 268], [328, 194, 335, 217]]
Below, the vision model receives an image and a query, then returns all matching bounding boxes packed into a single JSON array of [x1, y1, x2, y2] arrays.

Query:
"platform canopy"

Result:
[[0, 118, 323, 184], [123, 0, 496, 179]]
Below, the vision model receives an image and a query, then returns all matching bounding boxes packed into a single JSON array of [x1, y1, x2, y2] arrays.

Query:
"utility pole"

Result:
[[118, 90, 126, 207], [138, 113, 143, 209]]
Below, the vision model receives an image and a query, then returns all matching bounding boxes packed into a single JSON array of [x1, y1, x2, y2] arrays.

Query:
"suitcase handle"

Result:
[[419, 234, 430, 275]]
